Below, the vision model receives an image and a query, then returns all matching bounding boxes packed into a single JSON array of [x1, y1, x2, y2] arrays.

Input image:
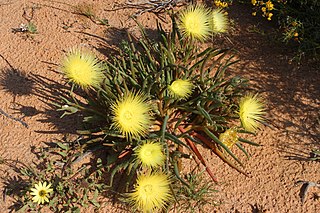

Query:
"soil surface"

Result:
[[0, 0, 319, 212]]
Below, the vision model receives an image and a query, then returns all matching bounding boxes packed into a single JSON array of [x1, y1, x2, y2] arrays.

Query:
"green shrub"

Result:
[[248, 0, 320, 59], [3, 4, 267, 212]]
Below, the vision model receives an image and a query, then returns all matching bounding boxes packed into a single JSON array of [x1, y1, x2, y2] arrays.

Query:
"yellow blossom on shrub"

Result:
[[252, 0, 257, 5], [111, 92, 152, 139], [30, 181, 53, 204], [128, 172, 172, 212], [210, 9, 229, 34], [135, 141, 165, 168], [214, 0, 228, 8], [219, 127, 238, 149], [168, 79, 193, 100], [61, 48, 104, 88], [239, 94, 266, 132], [266, 0, 274, 10], [177, 4, 211, 41], [267, 12, 273, 20]]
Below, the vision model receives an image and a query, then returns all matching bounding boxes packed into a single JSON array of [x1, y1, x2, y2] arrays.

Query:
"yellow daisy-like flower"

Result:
[[135, 141, 165, 168], [239, 94, 266, 132], [61, 48, 104, 88], [177, 4, 211, 41], [219, 127, 238, 149], [128, 172, 172, 212], [210, 9, 229, 34], [111, 92, 152, 140], [168, 79, 193, 100], [30, 181, 53, 205]]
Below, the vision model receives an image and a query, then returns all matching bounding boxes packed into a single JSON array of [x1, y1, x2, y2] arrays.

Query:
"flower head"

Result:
[[177, 4, 211, 41], [111, 92, 152, 140], [127, 172, 172, 212], [168, 79, 193, 100], [267, 12, 273, 21], [215, 0, 228, 8], [266, 0, 274, 10], [219, 127, 238, 149], [135, 141, 165, 168], [61, 48, 104, 88], [210, 9, 229, 34], [239, 94, 266, 132], [30, 181, 53, 204]]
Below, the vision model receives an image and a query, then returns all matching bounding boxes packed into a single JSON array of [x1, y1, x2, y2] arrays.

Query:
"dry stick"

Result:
[[0, 108, 28, 128], [178, 126, 218, 182], [295, 180, 320, 204], [125, 0, 183, 16]]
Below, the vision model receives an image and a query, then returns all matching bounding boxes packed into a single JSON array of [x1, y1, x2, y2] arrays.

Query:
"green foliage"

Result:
[[1, 141, 107, 212], [277, 0, 320, 58], [310, 149, 320, 161], [26, 22, 37, 34], [6, 5, 266, 212], [173, 168, 220, 212], [58, 6, 262, 186], [246, 0, 320, 59]]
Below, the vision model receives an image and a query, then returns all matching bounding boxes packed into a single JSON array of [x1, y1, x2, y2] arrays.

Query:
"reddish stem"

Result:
[[178, 126, 218, 182], [118, 149, 132, 159], [192, 130, 248, 176]]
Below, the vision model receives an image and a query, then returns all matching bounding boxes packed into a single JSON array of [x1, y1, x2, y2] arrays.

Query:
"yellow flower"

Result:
[[128, 172, 172, 212], [177, 4, 211, 41], [221, 2, 228, 8], [215, 0, 228, 8], [239, 94, 266, 132], [210, 9, 229, 34], [111, 92, 152, 139], [267, 12, 273, 20], [61, 48, 104, 88], [266, 0, 274, 10], [219, 127, 238, 149], [135, 141, 165, 168], [30, 181, 53, 204], [168, 79, 193, 100], [252, 12, 257, 16], [251, 0, 257, 5], [261, 7, 267, 13]]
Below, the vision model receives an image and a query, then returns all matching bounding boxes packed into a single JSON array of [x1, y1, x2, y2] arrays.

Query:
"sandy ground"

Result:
[[0, 0, 319, 212]]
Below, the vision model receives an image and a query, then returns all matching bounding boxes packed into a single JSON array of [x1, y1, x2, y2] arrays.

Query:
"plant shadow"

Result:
[[224, 2, 320, 159], [0, 68, 35, 100], [26, 71, 83, 134], [0, 158, 33, 212]]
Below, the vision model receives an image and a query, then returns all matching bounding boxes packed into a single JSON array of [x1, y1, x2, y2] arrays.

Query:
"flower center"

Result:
[[143, 150, 152, 157], [143, 184, 153, 195], [39, 190, 47, 197], [124, 111, 133, 120]]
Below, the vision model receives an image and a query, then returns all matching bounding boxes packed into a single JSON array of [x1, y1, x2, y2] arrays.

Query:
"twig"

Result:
[[123, 0, 185, 17], [295, 180, 320, 204], [0, 108, 28, 128]]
